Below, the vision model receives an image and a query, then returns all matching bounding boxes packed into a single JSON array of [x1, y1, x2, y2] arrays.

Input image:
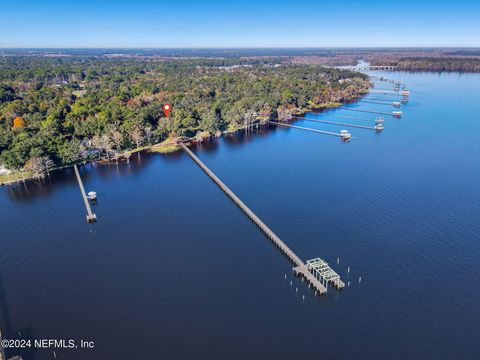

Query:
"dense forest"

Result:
[[0, 56, 369, 175], [393, 57, 480, 72], [370, 56, 480, 72]]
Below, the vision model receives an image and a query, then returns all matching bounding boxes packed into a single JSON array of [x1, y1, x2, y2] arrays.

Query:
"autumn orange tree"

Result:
[[12, 116, 25, 129]]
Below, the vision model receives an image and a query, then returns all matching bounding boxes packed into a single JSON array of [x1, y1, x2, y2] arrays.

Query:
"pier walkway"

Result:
[[180, 142, 344, 295], [74, 165, 96, 223]]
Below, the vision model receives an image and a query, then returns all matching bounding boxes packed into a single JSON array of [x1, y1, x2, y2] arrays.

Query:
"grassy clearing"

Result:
[[308, 101, 342, 109], [149, 137, 182, 154], [150, 144, 180, 153], [0, 171, 32, 184]]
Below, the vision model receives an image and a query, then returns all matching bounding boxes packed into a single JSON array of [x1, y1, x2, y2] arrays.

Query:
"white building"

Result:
[[0, 166, 11, 176]]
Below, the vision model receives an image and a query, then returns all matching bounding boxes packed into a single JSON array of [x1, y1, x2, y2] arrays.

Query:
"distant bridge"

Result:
[[343, 65, 398, 71]]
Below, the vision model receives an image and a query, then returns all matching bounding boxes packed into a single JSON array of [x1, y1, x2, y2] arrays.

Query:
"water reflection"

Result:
[[4, 154, 158, 203], [2, 127, 280, 203], [6, 169, 80, 203], [0, 275, 37, 360]]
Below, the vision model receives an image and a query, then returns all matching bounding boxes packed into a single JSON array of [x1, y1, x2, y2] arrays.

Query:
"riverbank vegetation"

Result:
[[0, 56, 369, 174]]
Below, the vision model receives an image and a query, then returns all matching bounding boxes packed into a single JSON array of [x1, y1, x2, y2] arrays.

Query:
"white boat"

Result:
[[392, 111, 403, 118], [87, 191, 97, 201], [393, 101, 401, 107], [340, 129, 352, 141]]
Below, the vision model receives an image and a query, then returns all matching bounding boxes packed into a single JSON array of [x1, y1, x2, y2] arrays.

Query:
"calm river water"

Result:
[[1, 71, 479, 359]]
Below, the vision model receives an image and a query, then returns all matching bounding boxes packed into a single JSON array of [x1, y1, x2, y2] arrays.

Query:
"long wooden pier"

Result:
[[268, 121, 351, 140], [74, 165, 97, 223], [293, 116, 381, 131], [180, 142, 344, 295]]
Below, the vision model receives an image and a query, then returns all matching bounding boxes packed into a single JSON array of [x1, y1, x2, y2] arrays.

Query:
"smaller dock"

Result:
[[357, 100, 398, 107], [329, 114, 378, 124], [365, 97, 407, 102], [373, 86, 399, 91], [74, 165, 97, 223], [340, 108, 399, 117], [268, 121, 352, 141], [369, 90, 403, 96], [293, 116, 383, 131], [373, 86, 398, 89]]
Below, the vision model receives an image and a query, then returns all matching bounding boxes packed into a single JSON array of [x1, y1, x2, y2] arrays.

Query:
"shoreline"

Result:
[[0, 90, 369, 186]]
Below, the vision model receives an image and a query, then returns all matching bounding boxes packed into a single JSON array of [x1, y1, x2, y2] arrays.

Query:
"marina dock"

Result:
[[74, 165, 97, 223], [180, 142, 344, 295]]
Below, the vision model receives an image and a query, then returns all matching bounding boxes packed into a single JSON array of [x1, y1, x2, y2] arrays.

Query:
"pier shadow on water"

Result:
[[4, 154, 158, 203], [5, 167, 90, 203]]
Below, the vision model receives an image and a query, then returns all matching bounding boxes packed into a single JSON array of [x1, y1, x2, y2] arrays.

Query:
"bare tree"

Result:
[[243, 111, 257, 132], [144, 125, 153, 145], [277, 108, 293, 122], [23, 156, 52, 180], [130, 125, 144, 149], [91, 134, 112, 161], [195, 131, 204, 143], [110, 130, 123, 160], [43, 158, 55, 178]]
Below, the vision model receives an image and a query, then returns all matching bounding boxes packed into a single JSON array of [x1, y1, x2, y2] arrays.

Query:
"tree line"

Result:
[[0, 56, 369, 174]]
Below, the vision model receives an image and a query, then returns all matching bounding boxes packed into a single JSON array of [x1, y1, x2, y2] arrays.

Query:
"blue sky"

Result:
[[0, 0, 479, 47]]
